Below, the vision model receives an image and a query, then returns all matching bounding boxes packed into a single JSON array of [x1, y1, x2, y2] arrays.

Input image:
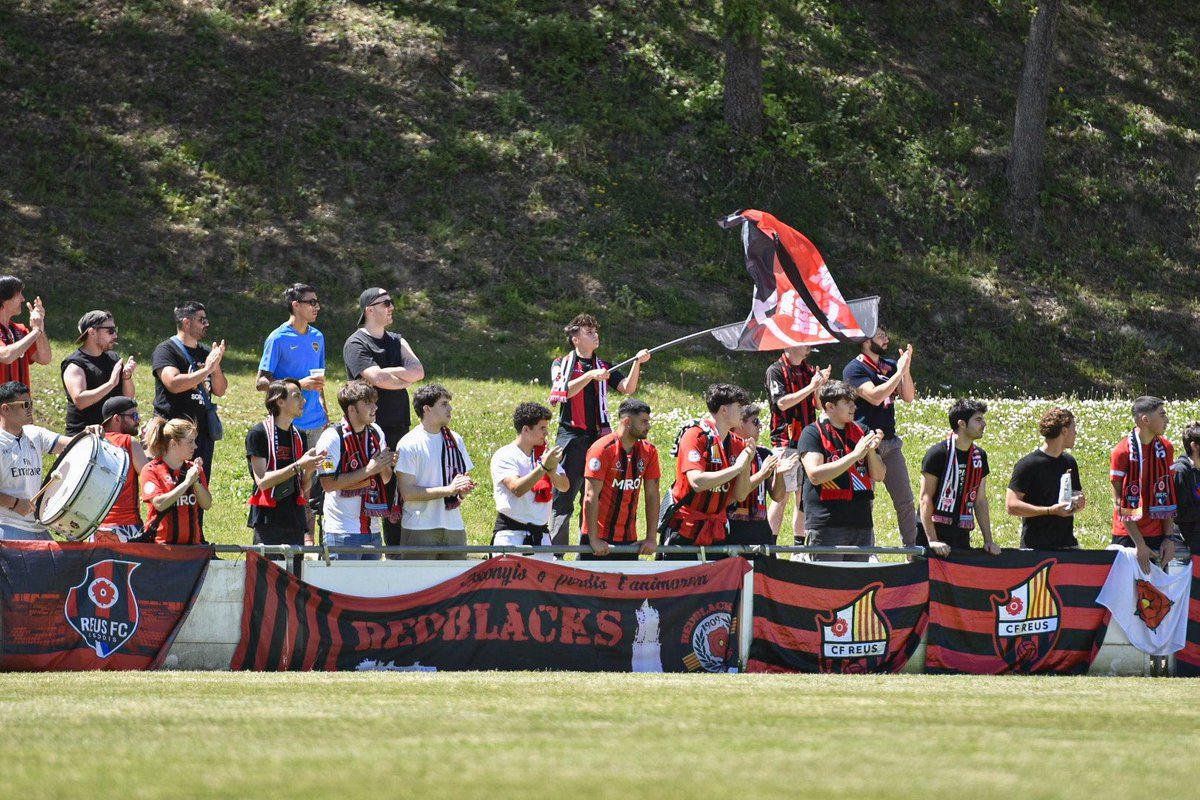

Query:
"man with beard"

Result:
[[842, 326, 917, 546], [919, 399, 1000, 557], [581, 398, 661, 560], [92, 396, 150, 544], [61, 310, 137, 435], [343, 287, 425, 551], [151, 301, 227, 474]]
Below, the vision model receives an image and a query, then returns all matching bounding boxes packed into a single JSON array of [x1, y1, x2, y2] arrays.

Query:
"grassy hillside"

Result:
[[2, 0, 1199, 397]]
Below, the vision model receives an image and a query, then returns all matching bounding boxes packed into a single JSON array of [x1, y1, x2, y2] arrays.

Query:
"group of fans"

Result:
[[0, 275, 1193, 575]]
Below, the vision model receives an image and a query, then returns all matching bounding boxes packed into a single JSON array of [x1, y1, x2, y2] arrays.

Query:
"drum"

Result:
[[36, 433, 130, 541]]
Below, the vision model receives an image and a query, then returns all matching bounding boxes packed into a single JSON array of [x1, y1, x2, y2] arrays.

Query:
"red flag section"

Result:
[[714, 209, 876, 351]]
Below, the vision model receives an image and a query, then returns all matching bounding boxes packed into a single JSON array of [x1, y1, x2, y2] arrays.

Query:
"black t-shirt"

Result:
[[151, 338, 212, 436], [245, 422, 308, 530], [797, 422, 874, 530], [1007, 449, 1081, 549], [343, 329, 411, 432], [842, 356, 899, 438], [922, 441, 990, 544], [61, 349, 121, 434]]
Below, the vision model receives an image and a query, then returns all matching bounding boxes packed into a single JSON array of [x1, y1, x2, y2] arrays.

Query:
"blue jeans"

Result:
[[324, 530, 382, 560]]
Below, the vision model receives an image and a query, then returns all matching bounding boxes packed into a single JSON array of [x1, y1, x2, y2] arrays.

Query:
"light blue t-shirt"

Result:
[[258, 322, 327, 430]]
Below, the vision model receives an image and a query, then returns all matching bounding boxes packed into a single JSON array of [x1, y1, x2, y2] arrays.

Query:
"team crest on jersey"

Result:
[[588, 457, 601, 471], [1134, 579, 1173, 631], [681, 603, 734, 673], [687, 451, 701, 463], [64, 559, 140, 658], [990, 561, 1061, 671], [816, 583, 890, 673], [311, 342, 320, 353]]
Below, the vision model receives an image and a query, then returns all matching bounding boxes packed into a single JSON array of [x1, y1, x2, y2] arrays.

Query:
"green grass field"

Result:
[[3, 672, 1198, 799], [24, 324, 1200, 554]]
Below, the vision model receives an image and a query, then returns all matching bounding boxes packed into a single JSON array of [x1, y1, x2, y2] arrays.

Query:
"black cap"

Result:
[[75, 310, 112, 344], [101, 396, 137, 424], [357, 287, 389, 326]]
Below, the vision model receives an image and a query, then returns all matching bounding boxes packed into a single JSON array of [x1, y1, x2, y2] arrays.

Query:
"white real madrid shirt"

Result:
[[0, 425, 60, 534]]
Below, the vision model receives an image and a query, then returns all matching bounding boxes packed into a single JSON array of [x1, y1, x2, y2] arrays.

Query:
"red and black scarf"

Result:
[[773, 353, 816, 446], [855, 353, 894, 408], [548, 351, 610, 431], [248, 416, 307, 509], [440, 427, 468, 510], [814, 418, 873, 501], [531, 444, 553, 503], [1117, 429, 1177, 521], [932, 434, 984, 530], [337, 421, 401, 527]]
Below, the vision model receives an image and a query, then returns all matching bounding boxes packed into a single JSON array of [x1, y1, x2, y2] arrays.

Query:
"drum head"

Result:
[[38, 434, 98, 522]]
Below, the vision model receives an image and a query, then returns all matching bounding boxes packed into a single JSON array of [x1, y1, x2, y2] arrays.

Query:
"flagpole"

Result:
[[609, 324, 737, 372]]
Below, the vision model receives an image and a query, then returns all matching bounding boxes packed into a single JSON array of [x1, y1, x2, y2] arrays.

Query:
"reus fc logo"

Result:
[[991, 562, 1061, 671], [1134, 579, 1173, 631], [64, 559, 140, 658], [817, 583, 890, 673]]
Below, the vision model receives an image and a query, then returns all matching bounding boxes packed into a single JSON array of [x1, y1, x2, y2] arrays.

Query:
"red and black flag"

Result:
[[926, 550, 1113, 675], [712, 209, 878, 351], [232, 554, 749, 672], [1174, 556, 1200, 677], [0, 541, 211, 670], [747, 557, 928, 674]]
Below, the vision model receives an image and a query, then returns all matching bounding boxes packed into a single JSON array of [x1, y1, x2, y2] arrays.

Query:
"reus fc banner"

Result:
[[746, 557, 928, 674], [232, 554, 750, 672], [926, 550, 1113, 675], [0, 541, 211, 671], [1173, 556, 1200, 677]]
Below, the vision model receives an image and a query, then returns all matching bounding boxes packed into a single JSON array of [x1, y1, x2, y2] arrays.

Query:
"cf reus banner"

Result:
[[1173, 556, 1200, 677], [231, 554, 750, 672], [746, 557, 928, 674], [0, 541, 211, 671], [926, 550, 1114, 675]]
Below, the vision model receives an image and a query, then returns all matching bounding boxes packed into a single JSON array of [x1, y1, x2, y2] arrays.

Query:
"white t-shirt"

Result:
[[316, 423, 388, 536], [0, 425, 60, 534], [490, 441, 565, 526], [395, 426, 474, 531]]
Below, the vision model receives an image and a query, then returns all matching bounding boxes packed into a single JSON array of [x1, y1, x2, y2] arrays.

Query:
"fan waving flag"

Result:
[[713, 209, 878, 351]]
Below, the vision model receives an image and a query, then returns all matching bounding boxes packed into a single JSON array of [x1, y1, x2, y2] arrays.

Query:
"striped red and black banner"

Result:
[[231, 553, 750, 672], [0, 541, 211, 670], [926, 550, 1114, 675], [746, 558, 928, 674], [1173, 556, 1200, 677]]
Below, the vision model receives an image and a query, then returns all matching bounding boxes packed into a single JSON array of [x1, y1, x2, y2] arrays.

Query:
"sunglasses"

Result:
[[297, 299, 321, 307], [119, 411, 140, 421], [4, 400, 32, 410], [369, 299, 394, 308], [95, 325, 118, 334], [191, 316, 210, 325]]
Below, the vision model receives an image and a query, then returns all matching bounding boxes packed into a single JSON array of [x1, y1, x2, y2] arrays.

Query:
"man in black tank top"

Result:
[[61, 310, 137, 435]]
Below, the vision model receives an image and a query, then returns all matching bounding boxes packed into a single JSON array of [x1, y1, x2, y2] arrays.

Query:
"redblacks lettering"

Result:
[[350, 603, 624, 650]]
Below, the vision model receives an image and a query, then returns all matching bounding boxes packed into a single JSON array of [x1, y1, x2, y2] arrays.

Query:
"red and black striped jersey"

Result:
[[583, 433, 661, 543], [141, 459, 205, 545], [729, 444, 771, 522], [766, 354, 817, 448], [669, 422, 747, 543]]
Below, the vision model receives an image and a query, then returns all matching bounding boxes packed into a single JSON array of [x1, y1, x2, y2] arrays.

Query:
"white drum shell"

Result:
[[37, 434, 130, 542]]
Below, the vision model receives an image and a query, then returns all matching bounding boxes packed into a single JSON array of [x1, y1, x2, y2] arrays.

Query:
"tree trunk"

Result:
[[1006, 0, 1063, 238], [723, 1, 763, 139]]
